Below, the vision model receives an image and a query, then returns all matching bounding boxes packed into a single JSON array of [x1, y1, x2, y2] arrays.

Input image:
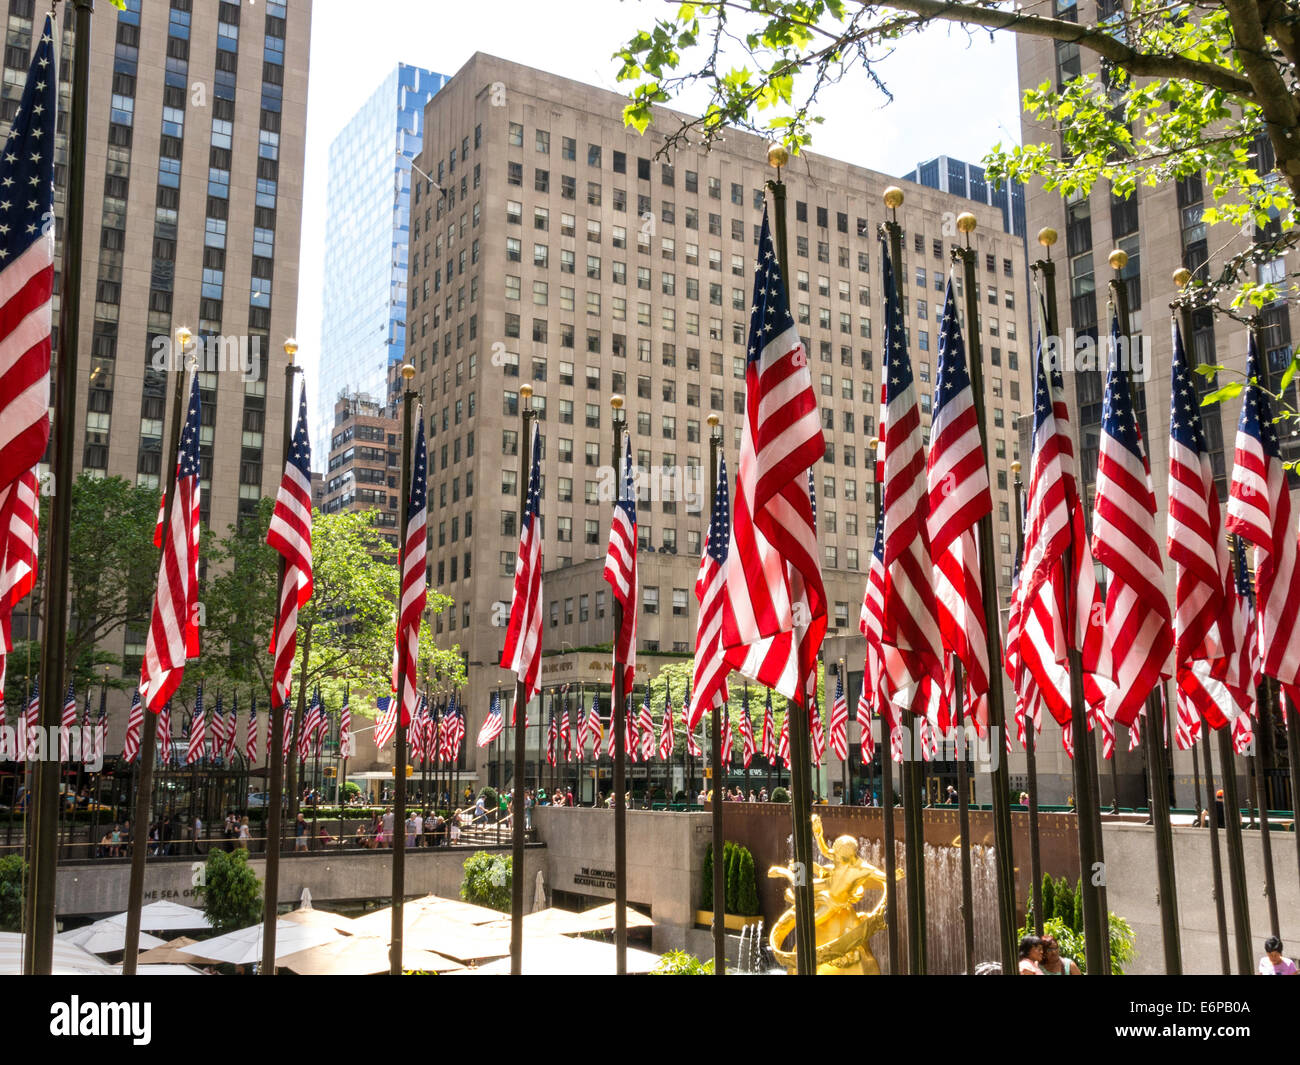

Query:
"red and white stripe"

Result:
[[0, 468, 38, 696], [502, 422, 544, 702], [689, 453, 730, 729]]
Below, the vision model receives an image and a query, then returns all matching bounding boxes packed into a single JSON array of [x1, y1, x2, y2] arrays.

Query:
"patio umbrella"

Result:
[[57, 922, 167, 955], [484, 902, 655, 938], [108, 962, 207, 975], [470, 934, 660, 975], [0, 932, 112, 975], [281, 906, 361, 936], [278, 935, 465, 976], [179, 919, 343, 966], [108, 900, 213, 932], [351, 895, 505, 935], [135, 936, 201, 965]]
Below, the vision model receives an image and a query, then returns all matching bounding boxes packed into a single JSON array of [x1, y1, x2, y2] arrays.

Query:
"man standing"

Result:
[[294, 813, 308, 852], [192, 814, 203, 856]]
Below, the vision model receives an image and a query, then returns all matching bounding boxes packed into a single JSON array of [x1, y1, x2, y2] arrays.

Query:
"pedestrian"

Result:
[[1039, 934, 1079, 975], [382, 806, 395, 847], [1019, 791, 1030, 807], [566, 786, 574, 808], [946, 785, 958, 805], [294, 813, 308, 852], [475, 792, 486, 821], [405, 812, 417, 849], [449, 810, 461, 845], [1017, 935, 1045, 975], [192, 814, 203, 855], [1258, 936, 1299, 975], [759, 787, 769, 802], [238, 817, 250, 850]]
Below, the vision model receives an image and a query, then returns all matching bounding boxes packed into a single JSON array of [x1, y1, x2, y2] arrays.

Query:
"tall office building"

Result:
[[404, 54, 1032, 798], [315, 63, 449, 461], [1016, 0, 1299, 803], [903, 155, 1027, 240], [1, 0, 309, 678]]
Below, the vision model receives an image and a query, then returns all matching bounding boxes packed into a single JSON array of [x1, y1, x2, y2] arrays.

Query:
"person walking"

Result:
[[294, 813, 308, 852], [1258, 936, 1299, 975], [238, 817, 250, 850], [192, 814, 203, 856]]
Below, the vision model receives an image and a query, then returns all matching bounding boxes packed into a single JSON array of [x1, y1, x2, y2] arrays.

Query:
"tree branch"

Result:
[[856, 1, 1257, 97]]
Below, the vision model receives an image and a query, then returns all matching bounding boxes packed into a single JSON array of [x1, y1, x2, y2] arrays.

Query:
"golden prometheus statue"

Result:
[[767, 815, 899, 974]]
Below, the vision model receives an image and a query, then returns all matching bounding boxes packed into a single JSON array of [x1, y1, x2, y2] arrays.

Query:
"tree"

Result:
[[460, 851, 513, 913], [0, 856, 25, 932], [616, 1, 1297, 304], [196, 848, 263, 934], [202, 501, 465, 719]]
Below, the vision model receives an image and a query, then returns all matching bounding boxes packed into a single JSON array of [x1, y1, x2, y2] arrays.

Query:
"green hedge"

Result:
[[701, 841, 760, 916]]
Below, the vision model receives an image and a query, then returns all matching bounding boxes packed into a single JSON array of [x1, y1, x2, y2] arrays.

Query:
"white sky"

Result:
[[294, 0, 1023, 408]]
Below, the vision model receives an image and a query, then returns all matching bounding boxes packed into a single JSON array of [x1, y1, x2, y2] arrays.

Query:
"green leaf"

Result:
[[1193, 363, 1226, 378], [1200, 381, 1244, 406], [1279, 354, 1300, 393]]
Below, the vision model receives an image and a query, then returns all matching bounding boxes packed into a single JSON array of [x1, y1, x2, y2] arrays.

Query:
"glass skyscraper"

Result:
[[317, 63, 448, 459]]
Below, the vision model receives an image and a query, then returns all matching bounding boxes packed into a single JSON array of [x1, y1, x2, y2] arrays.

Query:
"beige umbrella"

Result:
[[180, 919, 343, 966], [351, 895, 504, 935], [470, 934, 660, 975], [278, 935, 464, 975], [136, 936, 201, 965], [282, 906, 360, 936], [485, 902, 654, 938]]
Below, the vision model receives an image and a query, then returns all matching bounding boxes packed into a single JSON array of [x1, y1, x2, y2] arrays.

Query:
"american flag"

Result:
[[1226, 330, 1300, 693], [94, 683, 107, 766], [1013, 315, 1113, 736], [1228, 540, 1261, 717], [1168, 321, 1239, 731], [625, 694, 639, 764], [546, 703, 557, 767], [638, 689, 655, 761], [0, 468, 39, 697], [1092, 313, 1173, 726], [576, 699, 588, 760], [720, 706, 733, 765], [0, 16, 55, 496], [139, 372, 201, 713], [157, 702, 173, 766], [58, 680, 75, 762], [502, 421, 544, 701], [829, 669, 849, 761], [878, 238, 945, 716], [927, 277, 993, 734], [690, 455, 730, 729], [1128, 703, 1145, 752], [738, 693, 755, 768], [684, 682, 701, 757], [299, 689, 321, 763], [210, 692, 226, 761], [245, 695, 259, 764], [225, 694, 239, 762], [588, 690, 602, 755], [267, 383, 313, 710], [722, 208, 825, 706], [339, 686, 353, 758], [809, 695, 826, 763], [122, 686, 142, 762], [396, 412, 428, 727], [760, 688, 776, 761], [859, 521, 887, 725], [857, 685, 876, 764], [409, 695, 427, 763], [185, 683, 206, 765], [604, 433, 638, 697], [776, 709, 790, 769], [477, 689, 505, 747], [281, 705, 294, 760], [1232, 706, 1254, 755], [374, 694, 397, 750], [430, 699, 443, 763], [22, 678, 37, 760], [1093, 705, 1116, 761], [658, 686, 676, 760], [561, 689, 572, 762], [450, 696, 465, 763]]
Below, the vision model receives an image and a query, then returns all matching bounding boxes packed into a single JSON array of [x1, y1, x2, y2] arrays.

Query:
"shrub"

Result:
[[651, 950, 715, 974], [0, 855, 25, 932], [196, 849, 263, 934], [340, 781, 361, 802], [735, 847, 760, 915], [701, 842, 760, 916], [770, 787, 790, 804], [460, 851, 512, 913]]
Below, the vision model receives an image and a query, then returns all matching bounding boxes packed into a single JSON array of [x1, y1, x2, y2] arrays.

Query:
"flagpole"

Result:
[[25, 0, 94, 975], [950, 212, 1018, 973], [609, 396, 629, 975], [508, 385, 536, 974], [1109, 253, 1182, 973], [1032, 230, 1109, 975], [705, 414, 726, 975], [1240, 318, 1284, 939], [951, 659, 975, 974], [881, 190, 927, 975], [259, 337, 301, 976], [1199, 714, 1233, 973], [120, 327, 192, 976], [761, 144, 820, 976], [1013, 463, 1045, 935], [868, 436, 900, 973], [387, 363, 418, 976]]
